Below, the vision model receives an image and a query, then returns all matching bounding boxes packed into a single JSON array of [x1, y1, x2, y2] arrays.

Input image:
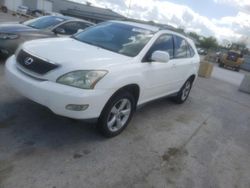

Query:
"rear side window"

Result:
[[174, 35, 189, 58], [188, 43, 195, 57], [78, 22, 93, 30], [144, 34, 174, 61], [57, 21, 91, 35]]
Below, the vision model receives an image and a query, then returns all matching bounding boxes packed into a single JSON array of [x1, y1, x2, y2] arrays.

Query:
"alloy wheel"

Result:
[[107, 98, 132, 132]]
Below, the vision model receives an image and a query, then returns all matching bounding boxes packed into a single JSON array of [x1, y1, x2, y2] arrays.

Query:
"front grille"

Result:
[[227, 55, 237, 62], [16, 50, 59, 74], [226, 53, 239, 62]]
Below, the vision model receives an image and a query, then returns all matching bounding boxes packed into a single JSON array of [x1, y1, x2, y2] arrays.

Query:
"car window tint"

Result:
[[23, 16, 65, 29], [57, 22, 88, 35], [174, 35, 188, 58], [145, 34, 174, 61], [78, 22, 92, 30], [73, 22, 153, 57], [188, 44, 195, 57]]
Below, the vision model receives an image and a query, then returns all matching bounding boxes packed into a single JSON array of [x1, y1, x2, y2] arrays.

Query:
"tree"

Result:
[[231, 42, 246, 51], [200, 37, 218, 49], [187, 32, 201, 41]]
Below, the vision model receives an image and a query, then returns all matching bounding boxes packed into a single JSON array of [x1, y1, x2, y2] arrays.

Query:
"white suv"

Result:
[[5, 21, 200, 137]]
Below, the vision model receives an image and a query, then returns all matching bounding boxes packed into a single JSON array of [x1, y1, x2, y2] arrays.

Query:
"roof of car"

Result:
[[229, 50, 241, 54], [111, 21, 160, 32], [111, 21, 188, 37], [46, 15, 94, 25]]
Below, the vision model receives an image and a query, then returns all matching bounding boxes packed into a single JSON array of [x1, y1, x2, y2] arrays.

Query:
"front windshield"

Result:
[[23, 16, 66, 29], [73, 22, 154, 57]]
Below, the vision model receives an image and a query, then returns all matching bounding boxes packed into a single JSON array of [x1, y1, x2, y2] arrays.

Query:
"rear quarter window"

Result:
[[174, 35, 188, 58], [174, 35, 195, 58]]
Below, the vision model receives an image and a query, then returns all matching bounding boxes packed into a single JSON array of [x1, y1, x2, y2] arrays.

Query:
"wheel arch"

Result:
[[112, 84, 140, 106], [189, 74, 196, 83], [101, 84, 140, 114]]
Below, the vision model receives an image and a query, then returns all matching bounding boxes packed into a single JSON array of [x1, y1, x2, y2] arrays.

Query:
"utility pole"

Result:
[[127, 0, 132, 17]]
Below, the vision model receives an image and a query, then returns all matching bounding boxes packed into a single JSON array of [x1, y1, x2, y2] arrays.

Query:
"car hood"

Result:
[[22, 38, 133, 69], [0, 23, 37, 33]]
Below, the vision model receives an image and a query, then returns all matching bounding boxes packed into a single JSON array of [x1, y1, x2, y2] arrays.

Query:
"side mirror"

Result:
[[151, 51, 170, 63], [54, 27, 66, 34]]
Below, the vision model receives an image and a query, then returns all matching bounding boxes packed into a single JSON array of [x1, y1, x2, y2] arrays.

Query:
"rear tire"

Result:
[[98, 91, 135, 137], [234, 67, 240, 72], [173, 79, 193, 104], [1, 6, 8, 13]]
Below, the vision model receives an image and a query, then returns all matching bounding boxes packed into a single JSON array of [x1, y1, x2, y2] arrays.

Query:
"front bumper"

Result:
[[5, 56, 114, 119]]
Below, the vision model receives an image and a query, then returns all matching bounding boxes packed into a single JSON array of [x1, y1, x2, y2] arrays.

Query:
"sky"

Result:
[[72, 0, 250, 46]]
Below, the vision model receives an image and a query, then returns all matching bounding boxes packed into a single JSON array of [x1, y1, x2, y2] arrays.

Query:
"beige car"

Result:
[[0, 15, 94, 57], [218, 50, 244, 72]]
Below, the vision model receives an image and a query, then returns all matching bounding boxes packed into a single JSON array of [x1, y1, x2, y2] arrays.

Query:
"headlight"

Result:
[[57, 70, 108, 89], [0, 33, 19, 40]]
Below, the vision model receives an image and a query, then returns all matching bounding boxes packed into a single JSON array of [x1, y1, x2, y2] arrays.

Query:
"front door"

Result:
[[140, 34, 181, 102]]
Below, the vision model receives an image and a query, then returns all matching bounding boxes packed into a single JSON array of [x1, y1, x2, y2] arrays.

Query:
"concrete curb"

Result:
[[239, 75, 250, 94]]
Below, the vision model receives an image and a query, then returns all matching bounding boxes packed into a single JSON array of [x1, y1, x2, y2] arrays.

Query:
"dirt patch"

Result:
[[162, 147, 189, 185], [23, 141, 35, 146], [73, 149, 91, 159], [0, 115, 17, 129], [175, 114, 193, 124], [14, 147, 37, 158], [162, 147, 188, 162], [83, 149, 91, 155], [0, 160, 14, 185], [73, 153, 83, 159]]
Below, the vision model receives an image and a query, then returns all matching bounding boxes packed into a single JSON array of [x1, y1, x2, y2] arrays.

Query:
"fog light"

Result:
[[66, 104, 89, 111]]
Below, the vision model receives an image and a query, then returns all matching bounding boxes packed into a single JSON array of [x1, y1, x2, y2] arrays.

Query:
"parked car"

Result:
[[197, 48, 207, 55], [0, 15, 94, 57], [16, 5, 29, 16], [218, 50, 244, 71], [30, 9, 62, 17], [0, 4, 8, 13], [5, 21, 200, 137]]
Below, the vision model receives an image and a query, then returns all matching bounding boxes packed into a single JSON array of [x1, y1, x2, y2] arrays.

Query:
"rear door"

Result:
[[172, 35, 195, 89]]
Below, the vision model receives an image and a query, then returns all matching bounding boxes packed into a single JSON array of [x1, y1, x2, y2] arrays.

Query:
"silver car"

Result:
[[0, 15, 94, 57]]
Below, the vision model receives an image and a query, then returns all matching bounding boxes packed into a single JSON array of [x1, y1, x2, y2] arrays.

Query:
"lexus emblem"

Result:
[[24, 57, 34, 65]]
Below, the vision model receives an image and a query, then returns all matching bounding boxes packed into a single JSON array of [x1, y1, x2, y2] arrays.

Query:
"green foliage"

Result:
[[187, 31, 219, 49], [199, 37, 218, 49], [187, 32, 200, 41]]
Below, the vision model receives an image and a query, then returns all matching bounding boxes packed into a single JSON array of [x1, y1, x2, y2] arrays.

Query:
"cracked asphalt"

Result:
[[0, 12, 250, 188]]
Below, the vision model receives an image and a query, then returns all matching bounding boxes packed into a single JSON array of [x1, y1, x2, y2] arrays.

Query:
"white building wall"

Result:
[[37, 0, 53, 12], [4, 0, 53, 12], [4, 0, 23, 11]]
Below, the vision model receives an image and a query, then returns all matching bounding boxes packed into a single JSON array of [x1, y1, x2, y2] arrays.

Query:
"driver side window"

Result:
[[55, 22, 89, 35], [143, 34, 174, 62]]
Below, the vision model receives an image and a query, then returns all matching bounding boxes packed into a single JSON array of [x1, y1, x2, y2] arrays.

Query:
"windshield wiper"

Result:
[[26, 24, 37, 29]]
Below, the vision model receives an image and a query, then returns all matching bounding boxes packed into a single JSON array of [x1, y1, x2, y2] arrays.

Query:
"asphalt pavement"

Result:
[[0, 12, 250, 188]]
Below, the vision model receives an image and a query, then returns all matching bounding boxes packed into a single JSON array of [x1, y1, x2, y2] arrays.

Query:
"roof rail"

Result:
[[123, 18, 187, 36]]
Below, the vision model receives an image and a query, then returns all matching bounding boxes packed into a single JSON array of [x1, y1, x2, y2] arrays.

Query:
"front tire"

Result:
[[98, 91, 135, 137], [234, 66, 240, 72], [173, 79, 193, 104]]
